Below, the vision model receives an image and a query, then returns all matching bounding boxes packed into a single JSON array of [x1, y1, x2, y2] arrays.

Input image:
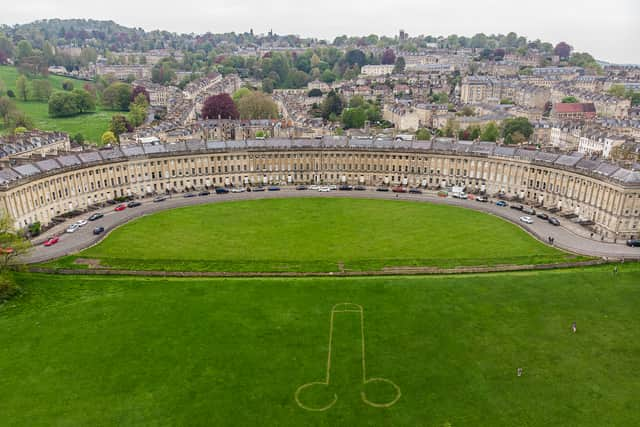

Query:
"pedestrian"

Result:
[[614, 266, 618, 274], [517, 368, 523, 377], [571, 322, 577, 333], [590, 232, 594, 238]]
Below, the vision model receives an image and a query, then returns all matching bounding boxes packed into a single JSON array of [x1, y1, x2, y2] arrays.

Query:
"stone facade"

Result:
[[1, 138, 639, 239]]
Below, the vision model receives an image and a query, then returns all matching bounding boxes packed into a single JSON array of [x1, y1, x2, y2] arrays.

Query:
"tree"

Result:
[[607, 85, 626, 98], [344, 49, 366, 67], [109, 115, 131, 138], [480, 122, 500, 142], [320, 69, 337, 83], [48, 92, 80, 117], [15, 40, 33, 62], [308, 88, 323, 97], [236, 91, 278, 120], [0, 33, 14, 65], [71, 133, 85, 145], [502, 117, 533, 144], [0, 96, 16, 126], [261, 78, 275, 94], [128, 102, 147, 127], [458, 106, 475, 117], [151, 61, 176, 85], [62, 80, 75, 91], [341, 108, 367, 129], [381, 49, 396, 65], [393, 57, 406, 74], [321, 90, 343, 120], [440, 118, 459, 137], [131, 86, 150, 104], [232, 87, 252, 103], [416, 128, 431, 140], [554, 42, 572, 59], [0, 212, 31, 272], [202, 93, 239, 119], [16, 75, 28, 101], [101, 131, 117, 145], [102, 82, 132, 110], [30, 80, 52, 101], [6, 89, 15, 98], [562, 96, 579, 103], [73, 89, 96, 113], [284, 70, 310, 89], [7, 111, 33, 131]]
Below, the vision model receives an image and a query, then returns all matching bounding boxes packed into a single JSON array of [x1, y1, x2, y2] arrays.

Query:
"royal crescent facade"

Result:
[[1, 137, 639, 239]]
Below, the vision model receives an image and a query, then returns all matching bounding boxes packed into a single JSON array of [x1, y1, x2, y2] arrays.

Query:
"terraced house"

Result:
[[0, 137, 639, 239]]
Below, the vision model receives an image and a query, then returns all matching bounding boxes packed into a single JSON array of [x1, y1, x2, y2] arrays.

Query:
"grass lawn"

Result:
[[1, 265, 639, 426], [59, 198, 577, 272], [0, 65, 113, 143]]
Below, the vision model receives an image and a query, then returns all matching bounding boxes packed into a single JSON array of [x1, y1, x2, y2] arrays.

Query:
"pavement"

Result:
[[25, 188, 640, 264]]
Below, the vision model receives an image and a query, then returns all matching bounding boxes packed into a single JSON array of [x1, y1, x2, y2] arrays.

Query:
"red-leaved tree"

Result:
[[131, 86, 150, 103], [202, 93, 239, 119], [554, 42, 572, 59], [381, 49, 396, 65]]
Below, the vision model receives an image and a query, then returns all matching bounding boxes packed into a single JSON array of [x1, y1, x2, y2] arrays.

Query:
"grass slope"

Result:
[[0, 65, 112, 142], [1, 265, 639, 426], [67, 198, 575, 272]]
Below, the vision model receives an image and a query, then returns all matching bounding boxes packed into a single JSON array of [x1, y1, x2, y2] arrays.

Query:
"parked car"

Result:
[[329, 185, 337, 190], [548, 217, 560, 226], [318, 186, 331, 192], [296, 185, 307, 190], [127, 201, 142, 208], [510, 204, 524, 211], [476, 196, 488, 202], [268, 186, 281, 191], [392, 186, 407, 193], [153, 196, 168, 202], [253, 187, 265, 192], [339, 185, 353, 191], [215, 188, 229, 194], [183, 193, 197, 198], [376, 187, 389, 192], [230, 188, 245, 193], [198, 191, 210, 196], [523, 207, 536, 215], [114, 204, 126, 211], [519, 216, 534, 224], [93, 226, 105, 235], [75, 219, 88, 227], [354, 185, 366, 191], [43, 236, 59, 247], [409, 188, 423, 194], [496, 200, 508, 207], [626, 239, 640, 247], [537, 213, 549, 220], [88, 213, 104, 221], [66, 223, 80, 233]]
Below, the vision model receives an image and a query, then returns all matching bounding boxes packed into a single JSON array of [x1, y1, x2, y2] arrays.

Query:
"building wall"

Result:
[[2, 148, 640, 238]]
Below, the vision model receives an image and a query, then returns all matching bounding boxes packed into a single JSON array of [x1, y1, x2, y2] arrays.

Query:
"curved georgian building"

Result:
[[1, 137, 639, 239]]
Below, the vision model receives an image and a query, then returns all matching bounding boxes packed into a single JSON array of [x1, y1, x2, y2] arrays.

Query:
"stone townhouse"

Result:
[[2, 138, 639, 239]]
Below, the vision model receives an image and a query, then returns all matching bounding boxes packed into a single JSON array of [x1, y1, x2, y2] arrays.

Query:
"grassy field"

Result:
[[57, 198, 577, 272], [0, 65, 112, 143], [1, 265, 639, 426]]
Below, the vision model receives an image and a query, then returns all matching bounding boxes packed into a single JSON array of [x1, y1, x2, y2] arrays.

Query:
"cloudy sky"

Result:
[[3, 0, 639, 64]]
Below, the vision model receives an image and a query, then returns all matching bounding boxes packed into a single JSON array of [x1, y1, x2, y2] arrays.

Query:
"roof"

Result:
[[554, 103, 596, 114]]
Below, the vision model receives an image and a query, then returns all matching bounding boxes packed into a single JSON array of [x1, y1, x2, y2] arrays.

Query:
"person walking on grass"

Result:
[[571, 322, 577, 333]]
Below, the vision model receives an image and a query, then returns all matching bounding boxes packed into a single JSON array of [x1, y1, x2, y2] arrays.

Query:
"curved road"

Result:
[[26, 188, 640, 264]]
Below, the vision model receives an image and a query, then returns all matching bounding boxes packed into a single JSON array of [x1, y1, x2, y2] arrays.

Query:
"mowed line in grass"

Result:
[[1, 265, 639, 426], [68, 198, 573, 272]]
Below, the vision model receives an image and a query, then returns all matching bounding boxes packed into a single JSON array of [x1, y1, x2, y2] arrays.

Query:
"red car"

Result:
[[114, 204, 126, 211], [391, 186, 407, 193], [44, 236, 59, 247]]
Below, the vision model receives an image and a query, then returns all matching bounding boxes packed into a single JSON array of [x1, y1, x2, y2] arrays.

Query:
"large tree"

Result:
[[236, 91, 278, 120], [321, 90, 343, 120], [202, 93, 239, 119], [0, 33, 14, 65], [381, 49, 396, 65], [0, 212, 31, 272], [131, 86, 150, 104], [480, 122, 500, 142], [554, 42, 572, 60], [502, 117, 533, 144], [16, 75, 28, 101], [102, 82, 132, 111]]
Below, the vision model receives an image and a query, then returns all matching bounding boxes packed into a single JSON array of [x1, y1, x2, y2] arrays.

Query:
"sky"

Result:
[[3, 0, 639, 64]]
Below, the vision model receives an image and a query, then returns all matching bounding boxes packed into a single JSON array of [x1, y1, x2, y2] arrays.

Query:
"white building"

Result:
[[361, 65, 395, 77]]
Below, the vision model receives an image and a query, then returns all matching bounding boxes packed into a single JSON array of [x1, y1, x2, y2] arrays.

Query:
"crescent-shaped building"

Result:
[[1, 137, 639, 239]]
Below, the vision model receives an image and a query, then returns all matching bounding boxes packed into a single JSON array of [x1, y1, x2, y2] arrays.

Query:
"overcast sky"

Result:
[[3, 0, 639, 64]]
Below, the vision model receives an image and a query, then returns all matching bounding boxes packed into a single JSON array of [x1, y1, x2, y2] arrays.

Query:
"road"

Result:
[[26, 188, 640, 264]]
